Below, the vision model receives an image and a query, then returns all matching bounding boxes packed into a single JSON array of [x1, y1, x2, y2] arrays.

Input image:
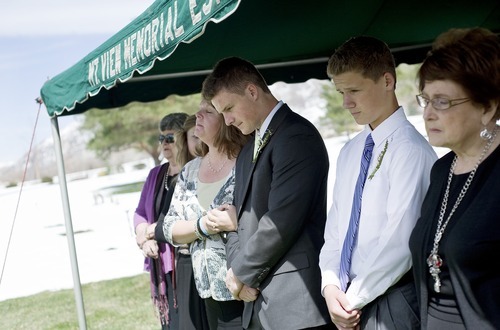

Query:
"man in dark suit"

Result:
[[201, 56, 333, 329]]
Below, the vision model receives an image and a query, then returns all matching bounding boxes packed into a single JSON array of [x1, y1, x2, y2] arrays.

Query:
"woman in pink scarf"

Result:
[[134, 112, 189, 329]]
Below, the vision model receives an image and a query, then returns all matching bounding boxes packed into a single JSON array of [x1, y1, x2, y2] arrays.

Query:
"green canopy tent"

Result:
[[41, 0, 500, 117], [39, 0, 500, 328]]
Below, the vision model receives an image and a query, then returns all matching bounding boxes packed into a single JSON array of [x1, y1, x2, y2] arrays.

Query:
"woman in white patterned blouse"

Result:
[[148, 99, 249, 329]]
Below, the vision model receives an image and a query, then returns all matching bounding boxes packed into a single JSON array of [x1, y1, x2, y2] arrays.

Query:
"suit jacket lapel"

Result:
[[236, 104, 291, 218]]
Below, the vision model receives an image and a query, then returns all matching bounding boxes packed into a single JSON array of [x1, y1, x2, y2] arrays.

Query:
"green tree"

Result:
[[319, 83, 360, 140], [395, 63, 421, 116], [82, 94, 201, 165]]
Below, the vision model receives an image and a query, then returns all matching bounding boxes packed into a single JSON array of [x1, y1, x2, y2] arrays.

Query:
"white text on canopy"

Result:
[[88, 0, 225, 87]]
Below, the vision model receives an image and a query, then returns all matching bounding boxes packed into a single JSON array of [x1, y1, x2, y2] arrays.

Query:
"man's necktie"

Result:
[[339, 133, 374, 291]]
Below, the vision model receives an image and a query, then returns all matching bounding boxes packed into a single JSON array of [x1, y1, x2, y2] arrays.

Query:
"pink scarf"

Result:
[[150, 246, 176, 325]]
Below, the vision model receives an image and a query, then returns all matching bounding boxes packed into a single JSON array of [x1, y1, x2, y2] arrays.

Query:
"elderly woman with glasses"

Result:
[[133, 112, 189, 329], [409, 27, 500, 329]]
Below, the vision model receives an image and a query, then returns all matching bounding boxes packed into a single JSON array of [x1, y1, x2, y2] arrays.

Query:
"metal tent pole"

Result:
[[50, 116, 87, 330], [127, 57, 331, 82]]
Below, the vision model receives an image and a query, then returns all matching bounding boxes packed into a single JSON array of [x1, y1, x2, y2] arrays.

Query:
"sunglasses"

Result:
[[158, 133, 175, 144]]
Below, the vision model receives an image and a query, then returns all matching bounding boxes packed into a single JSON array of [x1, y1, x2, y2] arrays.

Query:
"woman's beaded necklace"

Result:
[[207, 153, 228, 173], [164, 165, 177, 190]]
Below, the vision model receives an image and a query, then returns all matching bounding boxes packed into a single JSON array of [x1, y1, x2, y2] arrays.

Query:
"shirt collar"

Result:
[[257, 100, 283, 138], [367, 106, 405, 145]]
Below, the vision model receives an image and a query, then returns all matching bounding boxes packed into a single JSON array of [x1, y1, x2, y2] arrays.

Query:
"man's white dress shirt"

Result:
[[319, 107, 438, 309]]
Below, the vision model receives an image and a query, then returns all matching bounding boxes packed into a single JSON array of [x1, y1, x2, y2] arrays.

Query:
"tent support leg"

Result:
[[51, 116, 87, 330]]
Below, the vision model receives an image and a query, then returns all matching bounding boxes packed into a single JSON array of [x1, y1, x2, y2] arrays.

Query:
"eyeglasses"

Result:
[[158, 133, 175, 144], [416, 94, 470, 111]]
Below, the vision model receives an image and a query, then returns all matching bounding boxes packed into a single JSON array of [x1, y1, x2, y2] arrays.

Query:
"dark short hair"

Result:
[[327, 36, 396, 84], [159, 112, 189, 132], [201, 56, 271, 101], [418, 27, 500, 120]]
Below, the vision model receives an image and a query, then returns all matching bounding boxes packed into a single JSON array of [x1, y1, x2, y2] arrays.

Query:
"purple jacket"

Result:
[[134, 163, 173, 274]]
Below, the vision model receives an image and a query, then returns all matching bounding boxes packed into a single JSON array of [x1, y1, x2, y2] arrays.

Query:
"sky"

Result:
[[0, 0, 155, 165]]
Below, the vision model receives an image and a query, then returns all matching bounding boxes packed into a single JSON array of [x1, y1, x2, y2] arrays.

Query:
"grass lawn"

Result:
[[0, 273, 162, 329]]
